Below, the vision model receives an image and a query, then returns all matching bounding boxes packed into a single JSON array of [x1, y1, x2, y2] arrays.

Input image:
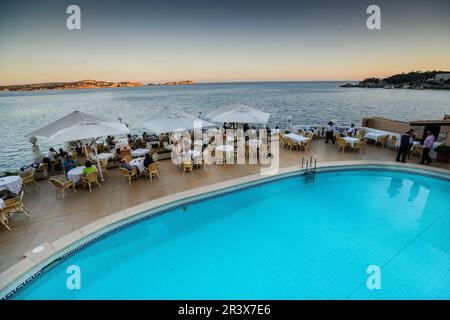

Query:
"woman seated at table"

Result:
[[347, 124, 356, 136], [82, 161, 98, 175], [143, 153, 154, 168], [63, 154, 77, 173]]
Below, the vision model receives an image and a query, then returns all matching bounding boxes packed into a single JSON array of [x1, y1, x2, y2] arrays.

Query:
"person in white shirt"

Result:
[[47, 148, 58, 161], [347, 123, 356, 136], [325, 121, 336, 144]]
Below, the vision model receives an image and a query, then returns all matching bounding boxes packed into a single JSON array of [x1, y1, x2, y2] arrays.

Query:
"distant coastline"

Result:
[[341, 71, 450, 90], [0, 79, 195, 92]]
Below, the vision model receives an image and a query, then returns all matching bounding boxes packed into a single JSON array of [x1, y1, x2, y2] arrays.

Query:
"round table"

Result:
[[248, 139, 263, 149], [0, 176, 22, 195], [96, 153, 114, 161], [182, 150, 202, 160], [131, 149, 150, 158], [215, 145, 234, 153], [341, 136, 360, 148], [129, 158, 145, 173], [67, 166, 86, 184]]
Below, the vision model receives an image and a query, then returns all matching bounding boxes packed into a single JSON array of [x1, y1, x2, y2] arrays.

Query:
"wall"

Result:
[[360, 117, 411, 134]]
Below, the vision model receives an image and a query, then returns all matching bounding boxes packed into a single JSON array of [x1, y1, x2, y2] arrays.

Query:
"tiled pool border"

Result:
[[1, 161, 449, 299]]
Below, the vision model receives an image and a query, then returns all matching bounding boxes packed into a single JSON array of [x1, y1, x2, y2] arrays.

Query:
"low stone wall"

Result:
[[361, 117, 411, 134]]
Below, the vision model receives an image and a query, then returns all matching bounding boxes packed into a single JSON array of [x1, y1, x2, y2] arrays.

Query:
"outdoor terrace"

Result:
[[0, 141, 449, 273]]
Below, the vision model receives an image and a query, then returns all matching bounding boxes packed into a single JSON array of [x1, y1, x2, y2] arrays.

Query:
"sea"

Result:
[[0, 81, 449, 171]]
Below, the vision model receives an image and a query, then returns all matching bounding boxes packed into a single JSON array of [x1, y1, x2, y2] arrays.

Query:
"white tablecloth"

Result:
[[341, 136, 360, 148], [131, 149, 150, 158], [248, 139, 263, 149], [129, 158, 145, 173], [364, 132, 388, 141], [215, 145, 234, 153], [67, 166, 85, 184], [0, 176, 22, 195], [182, 150, 202, 160], [285, 133, 310, 143], [96, 153, 114, 161]]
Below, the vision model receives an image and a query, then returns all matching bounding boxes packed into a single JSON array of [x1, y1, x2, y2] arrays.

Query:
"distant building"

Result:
[[434, 73, 450, 81]]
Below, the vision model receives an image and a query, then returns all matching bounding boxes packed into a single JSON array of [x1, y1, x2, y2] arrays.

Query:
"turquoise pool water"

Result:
[[11, 169, 450, 299]]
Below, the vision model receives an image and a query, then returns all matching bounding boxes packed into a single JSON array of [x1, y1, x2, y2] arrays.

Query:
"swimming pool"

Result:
[[6, 167, 450, 299]]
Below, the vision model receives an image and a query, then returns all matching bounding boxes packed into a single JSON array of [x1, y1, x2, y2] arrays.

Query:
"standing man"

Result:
[[325, 121, 336, 144], [396, 131, 412, 163], [420, 131, 435, 165]]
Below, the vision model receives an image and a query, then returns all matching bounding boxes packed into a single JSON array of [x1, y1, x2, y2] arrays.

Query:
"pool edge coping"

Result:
[[1, 160, 449, 298]]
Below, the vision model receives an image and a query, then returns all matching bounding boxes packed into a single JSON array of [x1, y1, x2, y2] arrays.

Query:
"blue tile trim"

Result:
[[2, 165, 449, 299]]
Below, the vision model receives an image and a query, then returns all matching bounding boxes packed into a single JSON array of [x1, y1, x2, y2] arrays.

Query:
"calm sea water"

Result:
[[0, 81, 449, 171]]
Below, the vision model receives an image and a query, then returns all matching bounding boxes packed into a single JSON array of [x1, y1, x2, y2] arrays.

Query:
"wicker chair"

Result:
[[182, 159, 194, 175], [21, 168, 37, 187], [119, 167, 139, 186], [143, 163, 160, 182], [353, 139, 368, 153], [0, 191, 30, 230], [390, 135, 398, 149], [375, 135, 389, 148], [82, 171, 101, 192], [336, 137, 350, 152], [98, 159, 110, 177], [50, 178, 76, 199], [122, 155, 133, 163]]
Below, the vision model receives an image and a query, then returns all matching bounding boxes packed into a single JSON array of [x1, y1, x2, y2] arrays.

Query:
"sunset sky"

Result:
[[0, 0, 449, 85]]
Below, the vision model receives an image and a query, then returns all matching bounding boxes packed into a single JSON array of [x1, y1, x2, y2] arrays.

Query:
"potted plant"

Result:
[[434, 144, 450, 163]]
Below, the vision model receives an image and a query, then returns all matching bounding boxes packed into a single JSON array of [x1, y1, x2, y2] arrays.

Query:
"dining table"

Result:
[[341, 136, 360, 148], [284, 133, 310, 144], [0, 176, 23, 195], [96, 153, 114, 161], [131, 148, 150, 158], [129, 158, 145, 173], [364, 132, 388, 141], [67, 166, 86, 184]]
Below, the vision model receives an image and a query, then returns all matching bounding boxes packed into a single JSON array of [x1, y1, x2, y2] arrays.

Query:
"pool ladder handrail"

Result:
[[301, 156, 317, 184]]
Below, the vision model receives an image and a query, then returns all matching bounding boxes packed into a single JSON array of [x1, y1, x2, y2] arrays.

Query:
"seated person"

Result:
[[142, 132, 150, 142], [63, 155, 77, 172], [120, 160, 136, 172], [82, 161, 98, 175], [347, 123, 356, 136], [59, 148, 68, 158], [47, 148, 58, 161], [143, 153, 154, 168], [127, 134, 135, 145], [43, 147, 58, 168]]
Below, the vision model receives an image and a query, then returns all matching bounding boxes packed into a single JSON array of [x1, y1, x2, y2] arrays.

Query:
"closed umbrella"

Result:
[[28, 111, 130, 181], [138, 107, 215, 134], [205, 104, 270, 124]]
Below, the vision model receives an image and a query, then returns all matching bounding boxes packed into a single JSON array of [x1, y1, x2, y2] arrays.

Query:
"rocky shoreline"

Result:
[[340, 71, 450, 90], [0, 79, 195, 92]]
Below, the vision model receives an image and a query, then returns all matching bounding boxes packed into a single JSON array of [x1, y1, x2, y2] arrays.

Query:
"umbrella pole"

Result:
[[92, 139, 104, 181]]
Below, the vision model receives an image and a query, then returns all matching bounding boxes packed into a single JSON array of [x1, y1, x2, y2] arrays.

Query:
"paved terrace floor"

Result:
[[1, 140, 449, 273]]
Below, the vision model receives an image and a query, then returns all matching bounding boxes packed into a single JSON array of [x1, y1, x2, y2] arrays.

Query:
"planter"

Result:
[[434, 145, 450, 163], [436, 153, 449, 163]]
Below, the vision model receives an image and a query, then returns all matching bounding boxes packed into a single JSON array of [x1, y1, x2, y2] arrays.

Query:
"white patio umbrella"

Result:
[[28, 111, 130, 181], [205, 104, 270, 125], [138, 107, 216, 134]]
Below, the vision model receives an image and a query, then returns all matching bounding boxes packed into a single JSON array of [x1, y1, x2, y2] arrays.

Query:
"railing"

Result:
[[301, 155, 317, 184]]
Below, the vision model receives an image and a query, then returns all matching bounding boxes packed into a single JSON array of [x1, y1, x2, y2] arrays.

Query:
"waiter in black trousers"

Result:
[[396, 130, 412, 163]]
